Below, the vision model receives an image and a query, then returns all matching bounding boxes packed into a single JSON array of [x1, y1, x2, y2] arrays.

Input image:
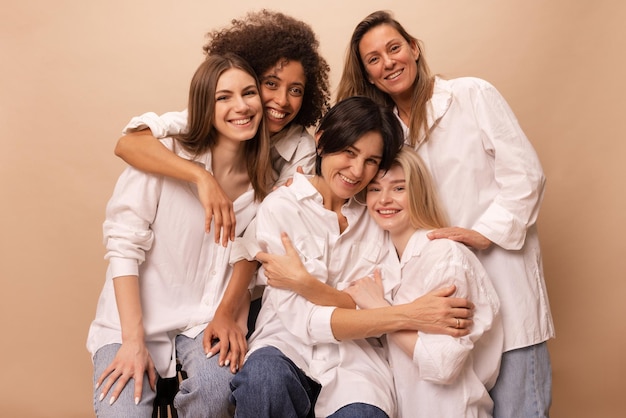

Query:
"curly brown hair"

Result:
[[202, 9, 330, 128]]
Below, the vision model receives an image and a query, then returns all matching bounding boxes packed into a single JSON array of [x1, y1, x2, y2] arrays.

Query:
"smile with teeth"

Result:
[[267, 108, 287, 119], [385, 69, 403, 80], [377, 209, 399, 215], [339, 173, 358, 185], [231, 117, 252, 125]]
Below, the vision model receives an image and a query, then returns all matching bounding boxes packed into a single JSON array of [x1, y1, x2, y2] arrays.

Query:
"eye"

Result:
[[243, 89, 258, 97], [344, 149, 356, 157], [216, 95, 228, 101], [366, 158, 381, 166], [367, 56, 379, 65], [367, 186, 380, 193], [263, 79, 278, 89], [289, 86, 304, 96], [394, 186, 406, 192], [389, 44, 401, 53]]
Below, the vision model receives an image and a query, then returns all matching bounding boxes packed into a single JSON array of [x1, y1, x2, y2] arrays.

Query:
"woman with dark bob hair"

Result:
[[110, 10, 332, 372]]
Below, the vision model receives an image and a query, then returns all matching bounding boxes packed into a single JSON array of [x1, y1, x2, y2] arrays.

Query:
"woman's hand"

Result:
[[197, 172, 236, 247], [403, 285, 475, 337], [256, 233, 312, 293], [345, 269, 389, 309], [203, 308, 248, 374], [95, 340, 156, 405], [427, 227, 492, 250]]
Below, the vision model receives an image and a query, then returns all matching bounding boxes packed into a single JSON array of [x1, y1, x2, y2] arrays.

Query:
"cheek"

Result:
[[288, 96, 303, 115]]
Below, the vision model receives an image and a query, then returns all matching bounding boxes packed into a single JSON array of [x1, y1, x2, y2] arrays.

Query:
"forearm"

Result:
[[115, 132, 209, 184], [296, 275, 356, 309], [112, 275, 145, 343], [330, 303, 413, 340], [216, 259, 258, 318]]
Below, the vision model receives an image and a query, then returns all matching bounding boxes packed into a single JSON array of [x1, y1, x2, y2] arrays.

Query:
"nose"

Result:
[[379, 189, 392, 204], [272, 88, 288, 107], [350, 159, 365, 178], [382, 53, 394, 69], [235, 95, 250, 112]]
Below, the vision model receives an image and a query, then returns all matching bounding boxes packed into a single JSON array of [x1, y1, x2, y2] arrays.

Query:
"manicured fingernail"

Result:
[[109, 396, 116, 405], [206, 351, 214, 359], [224, 359, 230, 367], [95, 381, 100, 390], [98, 393, 104, 402], [135, 397, 140, 405]]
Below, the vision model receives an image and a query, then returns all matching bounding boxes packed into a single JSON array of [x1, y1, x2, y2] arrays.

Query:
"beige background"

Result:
[[1, 0, 624, 417]]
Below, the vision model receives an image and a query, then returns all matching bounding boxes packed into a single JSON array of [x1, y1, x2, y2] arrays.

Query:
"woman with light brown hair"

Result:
[[337, 10, 554, 417]]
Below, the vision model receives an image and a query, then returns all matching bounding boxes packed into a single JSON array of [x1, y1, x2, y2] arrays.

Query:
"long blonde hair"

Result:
[[336, 10, 435, 147], [393, 148, 448, 229], [175, 53, 273, 201]]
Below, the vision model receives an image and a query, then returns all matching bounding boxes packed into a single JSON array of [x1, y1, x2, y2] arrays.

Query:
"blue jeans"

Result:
[[230, 346, 387, 418], [93, 332, 234, 418], [230, 346, 321, 418], [489, 342, 552, 418]]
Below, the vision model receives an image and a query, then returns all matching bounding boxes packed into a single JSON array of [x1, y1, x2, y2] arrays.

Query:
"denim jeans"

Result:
[[93, 332, 234, 418], [230, 346, 388, 418], [230, 346, 321, 418], [489, 341, 552, 418]]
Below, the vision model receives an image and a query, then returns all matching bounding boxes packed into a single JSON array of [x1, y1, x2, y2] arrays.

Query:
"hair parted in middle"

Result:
[[336, 10, 435, 147], [203, 9, 331, 129], [175, 53, 273, 201]]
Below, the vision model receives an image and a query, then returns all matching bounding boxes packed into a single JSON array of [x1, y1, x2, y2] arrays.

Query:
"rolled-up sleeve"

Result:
[[470, 82, 545, 250], [122, 110, 189, 138]]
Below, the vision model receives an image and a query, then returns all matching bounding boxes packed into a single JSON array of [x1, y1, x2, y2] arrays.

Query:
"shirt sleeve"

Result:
[[412, 243, 500, 384], [122, 110, 189, 138], [469, 81, 546, 250], [254, 194, 337, 344], [102, 153, 166, 278]]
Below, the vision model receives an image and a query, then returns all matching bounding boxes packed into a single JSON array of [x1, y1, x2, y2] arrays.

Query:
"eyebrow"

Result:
[[215, 84, 257, 95], [350, 145, 383, 161], [263, 74, 305, 86]]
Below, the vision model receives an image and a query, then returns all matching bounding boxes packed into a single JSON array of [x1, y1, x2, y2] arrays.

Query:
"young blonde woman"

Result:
[[86, 53, 272, 417], [337, 10, 554, 417], [346, 147, 504, 417]]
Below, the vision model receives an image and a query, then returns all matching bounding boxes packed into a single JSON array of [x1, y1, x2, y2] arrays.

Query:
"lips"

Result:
[[339, 173, 358, 185], [384, 69, 403, 80]]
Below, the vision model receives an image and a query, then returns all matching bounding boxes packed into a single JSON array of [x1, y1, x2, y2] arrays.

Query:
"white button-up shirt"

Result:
[[247, 173, 397, 418], [401, 77, 555, 351], [86, 138, 259, 378], [385, 230, 503, 417], [123, 110, 317, 185]]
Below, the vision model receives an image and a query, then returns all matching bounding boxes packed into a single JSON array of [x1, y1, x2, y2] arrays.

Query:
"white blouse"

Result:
[[401, 76, 555, 351], [246, 173, 397, 418], [86, 138, 258, 378], [386, 230, 503, 417]]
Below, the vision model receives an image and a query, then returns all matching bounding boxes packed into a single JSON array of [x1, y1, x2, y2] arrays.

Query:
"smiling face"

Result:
[[366, 164, 415, 240], [358, 24, 420, 101], [213, 68, 263, 145], [259, 59, 306, 134], [318, 130, 383, 207]]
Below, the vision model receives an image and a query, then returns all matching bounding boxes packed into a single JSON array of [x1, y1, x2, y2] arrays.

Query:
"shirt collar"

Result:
[[394, 76, 453, 144], [272, 124, 308, 162], [399, 229, 432, 266]]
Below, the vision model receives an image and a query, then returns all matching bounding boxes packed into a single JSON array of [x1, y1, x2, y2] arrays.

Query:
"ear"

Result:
[[315, 130, 323, 145]]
